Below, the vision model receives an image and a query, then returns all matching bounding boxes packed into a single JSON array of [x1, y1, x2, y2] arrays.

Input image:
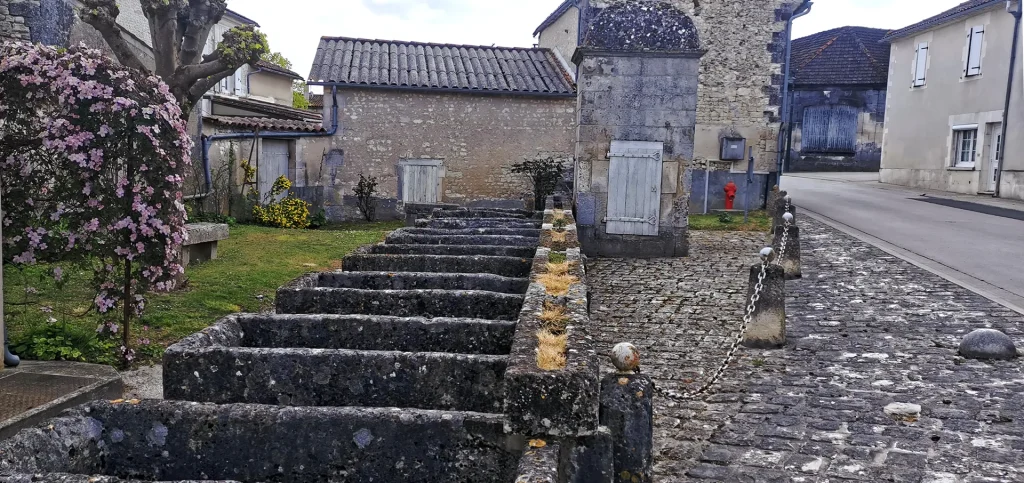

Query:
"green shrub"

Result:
[[548, 252, 567, 264], [308, 209, 329, 229], [717, 213, 734, 224], [12, 322, 116, 364]]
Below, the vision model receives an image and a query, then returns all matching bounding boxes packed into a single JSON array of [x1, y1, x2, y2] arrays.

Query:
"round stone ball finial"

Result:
[[611, 342, 640, 373], [959, 329, 1018, 360], [759, 247, 775, 261], [783, 212, 794, 222], [784, 195, 792, 203]]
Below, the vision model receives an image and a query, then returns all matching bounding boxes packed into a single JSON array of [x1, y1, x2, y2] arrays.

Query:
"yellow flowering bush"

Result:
[[252, 176, 311, 229]]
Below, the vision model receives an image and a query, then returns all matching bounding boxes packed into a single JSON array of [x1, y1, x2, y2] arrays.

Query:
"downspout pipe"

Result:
[[776, 0, 813, 188], [199, 86, 339, 196], [995, 0, 1022, 198], [245, 67, 265, 95]]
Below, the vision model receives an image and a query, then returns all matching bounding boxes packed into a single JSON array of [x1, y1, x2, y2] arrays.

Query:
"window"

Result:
[[801, 105, 858, 154], [913, 42, 929, 87], [966, 26, 984, 76], [952, 127, 978, 168]]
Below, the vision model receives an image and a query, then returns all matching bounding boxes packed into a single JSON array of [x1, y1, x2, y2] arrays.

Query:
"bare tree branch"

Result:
[[179, 0, 228, 66], [186, 67, 236, 106], [170, 57, 231, 87], [79, 0, 149, 73]]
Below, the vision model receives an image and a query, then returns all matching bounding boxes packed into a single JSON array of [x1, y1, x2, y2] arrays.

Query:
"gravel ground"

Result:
[[120, 364, 163, 399]]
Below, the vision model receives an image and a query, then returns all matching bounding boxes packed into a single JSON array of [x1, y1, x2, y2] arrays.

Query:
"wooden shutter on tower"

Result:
[[605, 141, 663, 236]]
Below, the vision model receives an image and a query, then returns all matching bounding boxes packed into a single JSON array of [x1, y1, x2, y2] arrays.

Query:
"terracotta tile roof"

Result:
[[534, 0, 576, 37], [882, 0, 1004, 42], [791, 26, 891, 87], [211, 94, 321, 122], [204, 116, 325, 133], [307, 37, 576, 97], [254, 60, 304, 81]]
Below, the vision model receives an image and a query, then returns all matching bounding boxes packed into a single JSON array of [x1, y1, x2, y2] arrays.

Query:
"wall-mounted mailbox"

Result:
[[720, 137, 747, 161]]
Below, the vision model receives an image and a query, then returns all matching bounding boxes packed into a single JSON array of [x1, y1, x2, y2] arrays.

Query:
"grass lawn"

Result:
[[689, 211, 771, 232], [2, 221, 402, 366]]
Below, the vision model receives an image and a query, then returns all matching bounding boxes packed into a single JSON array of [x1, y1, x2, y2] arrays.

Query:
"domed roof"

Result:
[[581, 1, 701, 53]]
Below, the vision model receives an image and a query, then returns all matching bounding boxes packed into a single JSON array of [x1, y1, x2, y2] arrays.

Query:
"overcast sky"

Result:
[[231, 0, 970, 81]]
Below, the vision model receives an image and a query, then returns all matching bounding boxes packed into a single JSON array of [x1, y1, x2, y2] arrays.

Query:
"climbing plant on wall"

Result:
[[0, 43, 192, 364]]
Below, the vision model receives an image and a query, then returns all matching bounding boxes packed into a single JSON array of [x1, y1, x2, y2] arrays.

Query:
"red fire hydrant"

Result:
[[724, 180, 738, 210]]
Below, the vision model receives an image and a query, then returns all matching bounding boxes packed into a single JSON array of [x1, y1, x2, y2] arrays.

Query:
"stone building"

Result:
[[785, 26, 889, 172], [881, 0, 1024, 200], [535, 0, 800, 222], [304, 37, 577, 220]]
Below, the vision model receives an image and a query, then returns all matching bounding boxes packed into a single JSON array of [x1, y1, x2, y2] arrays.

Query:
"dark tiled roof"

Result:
[[791, 26, 891, 87], [307, 37, 576, 97], [307, 93, 324, 109], [205, 116, 324, 133], [254, 60, 304, 81], [211, 94, 322, 122], [882, 0, 1003, 42], [534, 0, 575, 37], [224, 8, 260, 27]]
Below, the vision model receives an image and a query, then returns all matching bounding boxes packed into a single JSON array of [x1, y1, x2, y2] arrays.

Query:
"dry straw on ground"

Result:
[[536, 330, 568, 370]]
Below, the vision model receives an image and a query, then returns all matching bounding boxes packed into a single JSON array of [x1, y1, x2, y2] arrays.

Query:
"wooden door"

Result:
[[260, 140, 291, 202], [606, 141, 663, 236], [401, 160, 441, 204]]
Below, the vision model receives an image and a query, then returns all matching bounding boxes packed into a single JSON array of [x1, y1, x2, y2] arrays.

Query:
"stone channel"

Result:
[[0, 208, 576, 482]]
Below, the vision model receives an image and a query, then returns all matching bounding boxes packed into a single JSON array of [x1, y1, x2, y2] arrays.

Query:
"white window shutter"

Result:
[[967, 26, 984, 76], [234, 67, 245, 95], [914, 42, 928, 86]]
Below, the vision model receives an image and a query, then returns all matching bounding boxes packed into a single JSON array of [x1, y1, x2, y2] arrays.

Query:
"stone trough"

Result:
[[399, 227, 542, 237], [367, 243, 538, 258], [225, 313, 516, 354], [342, 254, 533, 278], [164, 315, 507, 412], [0, 400, 519, 483], [415, 218, 541, 229], [281, 270, 530, 294], [431, 209, 536, 219], [276, 287, 525, 320], [386, 232, 539, 246]]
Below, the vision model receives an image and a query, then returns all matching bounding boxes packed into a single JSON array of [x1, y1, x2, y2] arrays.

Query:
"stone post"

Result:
[[772, 224, 802, 279], [742, 258, 786, 348], [600, 373, 653, 483], [771, 195, 796, 230], [767, 187, 785, 218]]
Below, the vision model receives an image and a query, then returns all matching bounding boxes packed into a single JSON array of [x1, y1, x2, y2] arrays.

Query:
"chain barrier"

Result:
[[775, 198, 793, 265], [654, 255, 770, 401]]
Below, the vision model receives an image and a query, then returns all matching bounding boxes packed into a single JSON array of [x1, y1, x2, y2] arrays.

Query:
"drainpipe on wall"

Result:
[[995, 0, 1022, 198], [775, 0, 813, 188], [199, 86, 340, 198], [245, 66, 265, 95]]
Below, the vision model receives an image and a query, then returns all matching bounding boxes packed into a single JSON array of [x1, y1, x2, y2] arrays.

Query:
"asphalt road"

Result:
[[780, 172, 1024, 314]]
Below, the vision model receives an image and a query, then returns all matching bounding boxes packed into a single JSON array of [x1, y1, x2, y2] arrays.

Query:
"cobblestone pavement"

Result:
[[589, 219, 1024, 482]]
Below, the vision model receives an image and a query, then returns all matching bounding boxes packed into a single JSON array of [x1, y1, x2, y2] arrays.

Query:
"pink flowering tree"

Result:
[[0, 43, 192, 362]]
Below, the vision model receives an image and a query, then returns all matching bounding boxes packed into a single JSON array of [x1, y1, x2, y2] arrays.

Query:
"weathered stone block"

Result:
[[0, 400, 519, 482], [342, 254, 533, 278], [164, 344, 507, 412], [368, 243, 537, 259], [415, 218, 541, 229], [228, 313, 517, 354], [600, 374, 654, 483], [400, 227, 542, 237], [772, 225, 802, 279], [742, 263, 786, 348], [514, 443, 561, 483], [276, 287, 525, 320], [386, 232, 539, 246], [286, 270, 530, 293]]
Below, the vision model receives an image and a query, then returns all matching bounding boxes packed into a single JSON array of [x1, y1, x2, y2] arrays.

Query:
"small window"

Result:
[[913, 42, 929, 87], [952, 128, 978, 168], [966, 26, 984, 76]]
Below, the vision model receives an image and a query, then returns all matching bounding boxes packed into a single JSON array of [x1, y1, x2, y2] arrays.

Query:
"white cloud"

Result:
[[227, 0, 981, 81]]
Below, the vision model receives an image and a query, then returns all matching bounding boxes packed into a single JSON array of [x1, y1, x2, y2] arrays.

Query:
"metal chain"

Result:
[[655, 259, 769, 401], [775, 199, 792, 265]]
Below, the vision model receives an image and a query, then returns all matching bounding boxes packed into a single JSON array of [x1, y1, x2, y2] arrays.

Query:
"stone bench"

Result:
[[182, 223, 229, 267]]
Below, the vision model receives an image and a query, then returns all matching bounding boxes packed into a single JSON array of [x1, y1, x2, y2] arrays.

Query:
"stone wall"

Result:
[[312, 88, 576, 220], [787, 87, 886, 172]]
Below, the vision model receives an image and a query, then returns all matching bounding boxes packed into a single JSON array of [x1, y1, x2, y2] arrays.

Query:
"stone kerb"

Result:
[[164, 314, 508, 412], [0, 400, 519, 483]]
